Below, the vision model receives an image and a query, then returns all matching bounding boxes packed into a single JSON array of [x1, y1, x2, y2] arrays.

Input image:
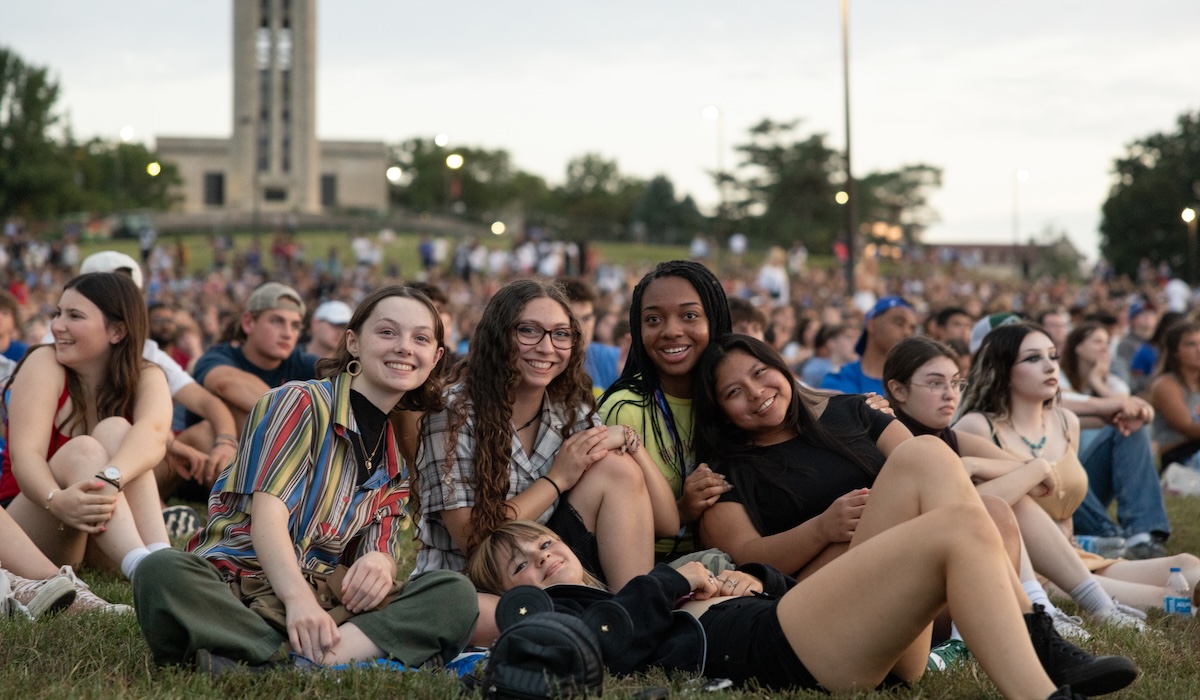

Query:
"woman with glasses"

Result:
[[956, 323, 1200, 614], [884, 337, 1149, 641], [412, 280, 678, 639]]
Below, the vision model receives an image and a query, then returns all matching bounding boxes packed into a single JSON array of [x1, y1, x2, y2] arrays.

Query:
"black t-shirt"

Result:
[[715, 394, 892, 536]]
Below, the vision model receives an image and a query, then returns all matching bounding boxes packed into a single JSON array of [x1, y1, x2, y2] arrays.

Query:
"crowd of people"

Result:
[[3, 227, 1200, 699]]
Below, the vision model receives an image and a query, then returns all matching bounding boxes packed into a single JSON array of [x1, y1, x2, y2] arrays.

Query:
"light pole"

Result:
[[840, 0, 856, 295], [1012, 169, 1029, 278], [1184, 207, 1197, 285], [446, 153, 464, 214], [701, 105, 725, 237]]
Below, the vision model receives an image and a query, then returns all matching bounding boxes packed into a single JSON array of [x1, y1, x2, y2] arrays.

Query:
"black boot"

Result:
[[1025, 604, 1137, 696], [1047, 684, 1088, 699]]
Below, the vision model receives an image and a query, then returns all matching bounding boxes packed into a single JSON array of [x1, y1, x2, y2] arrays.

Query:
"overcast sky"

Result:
[[4, 1, 1199, 259]]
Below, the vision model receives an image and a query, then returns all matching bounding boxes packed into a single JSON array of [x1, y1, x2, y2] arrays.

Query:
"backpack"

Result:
[[474, 586, 630, 699]]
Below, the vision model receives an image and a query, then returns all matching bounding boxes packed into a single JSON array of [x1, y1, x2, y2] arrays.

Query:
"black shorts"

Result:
[[699, 594, 821, 691], [700, 595, 911, 692], [545, 493, 604, 586]]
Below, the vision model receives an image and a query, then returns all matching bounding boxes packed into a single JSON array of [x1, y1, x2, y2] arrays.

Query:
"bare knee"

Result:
[[51, 436, 112, 481], [91, 417, 132, 453], [888, 435, 966, 480], [576, 451, 646, 494]]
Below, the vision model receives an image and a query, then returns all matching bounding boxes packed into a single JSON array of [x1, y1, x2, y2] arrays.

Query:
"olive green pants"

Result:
[[133, 548, 478, 667]]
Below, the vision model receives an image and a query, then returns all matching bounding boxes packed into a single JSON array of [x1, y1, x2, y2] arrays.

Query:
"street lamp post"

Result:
[[840, 0, 856, 296], [446, 153, 464, 214], [701, 105, 725, 238], [1184, 207, 1197, 285]]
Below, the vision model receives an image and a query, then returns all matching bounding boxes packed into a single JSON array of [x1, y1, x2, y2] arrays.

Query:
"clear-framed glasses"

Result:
[[513, 323, 578, 350], [909, 379, 968, 395]]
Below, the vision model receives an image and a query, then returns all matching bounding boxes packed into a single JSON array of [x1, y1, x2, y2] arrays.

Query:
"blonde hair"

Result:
[[467, 520, 605, 595]]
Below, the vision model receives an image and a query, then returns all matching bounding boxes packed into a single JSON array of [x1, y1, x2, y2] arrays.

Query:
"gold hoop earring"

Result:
[[346, 359, 362, 377]]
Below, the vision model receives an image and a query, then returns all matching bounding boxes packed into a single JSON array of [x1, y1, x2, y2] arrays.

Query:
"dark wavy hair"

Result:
[[439, 279, 594, 550], [7, 273, 149, 436], [693, 334, 877, 534], [1158, 320, 1200, 379], [315, 285, 446, 413], [959, 322, 1058, 422], [882, 336, 960, 403], [599, 261, 731, 484]]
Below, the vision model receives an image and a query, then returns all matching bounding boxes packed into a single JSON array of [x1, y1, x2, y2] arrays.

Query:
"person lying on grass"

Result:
[[468, 518, 1135, 699], [132, 286, 478, 671]]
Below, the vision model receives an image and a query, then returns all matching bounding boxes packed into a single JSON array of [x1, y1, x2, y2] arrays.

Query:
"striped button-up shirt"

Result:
[[188, 372, 408, 578]]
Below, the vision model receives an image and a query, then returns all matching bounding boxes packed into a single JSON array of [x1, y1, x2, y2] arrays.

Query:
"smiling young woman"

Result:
[[3, 273, 172, 584], [412, 279, 678, 643], [132, 286, 479, 672]]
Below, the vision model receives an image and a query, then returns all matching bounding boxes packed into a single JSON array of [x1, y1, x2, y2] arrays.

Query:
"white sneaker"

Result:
[[1092, 603, 1147, 632], [1050, 608, 1091, 641], [9, 572, 76, 619], [57, 565, 133, 614]]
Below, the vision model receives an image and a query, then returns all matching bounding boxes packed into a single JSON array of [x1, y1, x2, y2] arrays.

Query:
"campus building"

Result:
[[157, 0, 387, 216]]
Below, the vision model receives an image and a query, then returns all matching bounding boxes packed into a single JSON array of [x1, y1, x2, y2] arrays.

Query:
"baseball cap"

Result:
[[80, 251, 144, 290], [246, 282, 305, 317], [855, 296, 914, 355], [969, 312, 1022, 354], [1128, 301, 1153, 321], [313, 300, 352, 325]]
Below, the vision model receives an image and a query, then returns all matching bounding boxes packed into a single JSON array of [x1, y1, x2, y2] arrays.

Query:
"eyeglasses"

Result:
[[514, 324, 578, 349], [909, 379, 968, 395]]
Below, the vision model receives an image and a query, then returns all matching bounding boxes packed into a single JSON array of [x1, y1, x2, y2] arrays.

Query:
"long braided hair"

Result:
[[599, 261, 731, 488], [443, 279, 594, 549]]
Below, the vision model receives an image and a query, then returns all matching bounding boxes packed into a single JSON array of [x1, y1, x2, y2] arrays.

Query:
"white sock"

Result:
[[1070, 577, 1116, 615], [1126, 532, 1151, 547], [949, 623, 963, 642], [1023, 579, 1058, 614], [120, 547, 151, 581], [146, 542, 172, 553]]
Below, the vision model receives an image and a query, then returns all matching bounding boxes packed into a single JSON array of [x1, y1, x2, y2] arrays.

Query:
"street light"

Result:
[[386, 166, 403, 183], [701, 105, 726, 239], [146, 162, 161, 177], [1184, 207, 1197, 284], [445, 154, 464, 212], [840, 0, 856, 295], [1013, 168, 1029, 279]]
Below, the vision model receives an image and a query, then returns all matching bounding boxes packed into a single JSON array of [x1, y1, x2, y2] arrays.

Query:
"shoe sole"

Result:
[[26, 577, 77, 619], [1054, 655, 1138, 696]]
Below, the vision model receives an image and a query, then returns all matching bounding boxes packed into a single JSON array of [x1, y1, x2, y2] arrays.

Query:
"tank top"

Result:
[[0, 384, 71, 501], [983, 410, 1089, 522]]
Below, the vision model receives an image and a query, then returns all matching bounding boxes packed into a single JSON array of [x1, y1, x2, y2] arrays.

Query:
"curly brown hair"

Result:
[[435, 279, 594, 551]]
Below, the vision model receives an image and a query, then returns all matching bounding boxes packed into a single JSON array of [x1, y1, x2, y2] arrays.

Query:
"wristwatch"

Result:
[[95, 466, 123, 491]]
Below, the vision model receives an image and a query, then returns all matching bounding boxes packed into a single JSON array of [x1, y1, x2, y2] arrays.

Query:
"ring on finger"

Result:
[[730, 579, 739, 587]]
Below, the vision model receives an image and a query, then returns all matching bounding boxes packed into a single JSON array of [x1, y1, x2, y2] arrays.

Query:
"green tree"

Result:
[[557, 153, 645, 241], [0, 46, 73, 217], [631, 175, 705, 244], [857, 164, 943, 245], [728, 119, 844, 250], [69, 138, 181, 212], [1100, 111, 1200, 277]]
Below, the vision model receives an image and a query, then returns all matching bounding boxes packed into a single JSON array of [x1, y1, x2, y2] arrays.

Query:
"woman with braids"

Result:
[[412, 280, 677, 595], [598, 261, 735, 560], [4, 272, 172, 585]]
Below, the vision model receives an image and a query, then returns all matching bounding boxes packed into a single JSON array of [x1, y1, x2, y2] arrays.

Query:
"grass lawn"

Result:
[[4, 496, 1200, 699], [76, 231, 713, 280]]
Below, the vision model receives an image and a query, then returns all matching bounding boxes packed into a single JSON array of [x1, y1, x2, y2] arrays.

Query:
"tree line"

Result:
[[2, 44, 950, 254]]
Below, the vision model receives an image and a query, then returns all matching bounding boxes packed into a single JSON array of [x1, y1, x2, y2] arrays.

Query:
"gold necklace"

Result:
[[355, 424, 388, 472]]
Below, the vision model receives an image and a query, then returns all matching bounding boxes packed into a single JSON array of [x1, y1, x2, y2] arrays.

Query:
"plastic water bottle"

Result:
[[1164, 567, 1193, 617], [1075, 535, 1126, 559]]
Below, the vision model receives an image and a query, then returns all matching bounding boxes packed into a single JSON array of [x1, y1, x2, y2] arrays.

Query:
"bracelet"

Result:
[[45, 488, 57, 511], [538, 475, 562, 499], [214, 433, 238, 448]]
